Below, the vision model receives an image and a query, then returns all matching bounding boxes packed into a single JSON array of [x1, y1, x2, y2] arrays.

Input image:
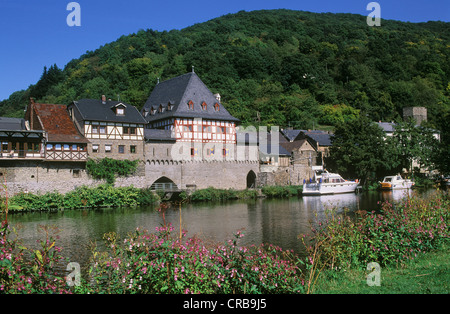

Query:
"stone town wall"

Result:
[[1, 141, 260, 196]]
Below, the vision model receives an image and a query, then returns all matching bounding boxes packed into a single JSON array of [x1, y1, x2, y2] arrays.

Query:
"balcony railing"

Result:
[[0, 150, 45, 159], [46, 150, 88, 161]]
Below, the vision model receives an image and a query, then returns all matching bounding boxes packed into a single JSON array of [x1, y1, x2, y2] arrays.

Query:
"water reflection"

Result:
[[8, 189, 423, 270]]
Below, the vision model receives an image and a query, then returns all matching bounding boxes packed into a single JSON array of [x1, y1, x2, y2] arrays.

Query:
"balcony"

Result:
[[46, 150, 88, 161], [0, 150, 45, 160]]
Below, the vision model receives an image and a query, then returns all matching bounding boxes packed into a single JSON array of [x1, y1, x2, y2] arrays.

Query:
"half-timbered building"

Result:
[[25, 100, 89, 162], [142, 71, 240, 160], [68, 96, 147, 160]]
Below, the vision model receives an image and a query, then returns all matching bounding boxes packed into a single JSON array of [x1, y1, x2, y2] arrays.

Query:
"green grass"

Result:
[[313, 245, 450, 294]]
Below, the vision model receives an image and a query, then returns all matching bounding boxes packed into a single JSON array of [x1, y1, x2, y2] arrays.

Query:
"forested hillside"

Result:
[[1, 9, 449, 131]]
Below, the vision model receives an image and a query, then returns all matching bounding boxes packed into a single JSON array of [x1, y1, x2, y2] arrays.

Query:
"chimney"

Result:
[[101, 95, 106, 104], [29, 97, 35, 129]]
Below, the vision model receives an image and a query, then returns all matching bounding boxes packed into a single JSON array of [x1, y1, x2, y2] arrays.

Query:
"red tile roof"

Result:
[[32, 103, 89, 144]]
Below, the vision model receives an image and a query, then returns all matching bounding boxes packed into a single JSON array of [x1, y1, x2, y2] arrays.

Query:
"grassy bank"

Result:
[[314, 244, 450, 294], [302, 190, 449, 293]]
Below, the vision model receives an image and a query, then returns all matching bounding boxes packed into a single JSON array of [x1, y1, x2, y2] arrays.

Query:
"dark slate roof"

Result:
[[376, 122, 396, 133], [142, 72, 239, 123], [281, 129, 302, 142], [260, 142, 291, 156], [0, 117, 26, 130], [144, 129, 176, 142], [304, 132, 333, 146], [292, 130, 333, 147], [71, 99, 147, 124]]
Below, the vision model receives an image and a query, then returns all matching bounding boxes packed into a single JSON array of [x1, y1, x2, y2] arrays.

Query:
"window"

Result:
[[124, 126, 137, 135], [63, 144, 70, 151], [118, 145, 125, 154], [28, 143, 39, 152], [203, 126, 212, 132], [187, 100, 194, 110], [46, 144, 53, 151], [55, 144, 62, 151], [130, 145, 136, 154], [105, 144, 112, 153], [99, 126, 106, 134], [214, 103, 220, 111], [218, 126, 226, 134], [72, 144, 78, 151], [201, 102, 207, 110], [116, 107, 125, 115], [190, 148, 198, 157], [1, 142, 8, 152], [92, 126, 99, 133], [92, 144, 99, 153], [183, 125, 193, 132]]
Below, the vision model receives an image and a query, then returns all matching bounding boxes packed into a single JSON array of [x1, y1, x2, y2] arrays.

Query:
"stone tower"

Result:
[[403, 107, 427, 125]]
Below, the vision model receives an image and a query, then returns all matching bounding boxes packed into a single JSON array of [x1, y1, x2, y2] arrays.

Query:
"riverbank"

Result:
[[314, 244, 450, 293], [0, 190, 448, 294], [3, 184, 303, 212]]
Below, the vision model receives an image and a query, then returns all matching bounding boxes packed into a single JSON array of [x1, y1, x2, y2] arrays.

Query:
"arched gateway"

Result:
[[150, 176, 179, 191], [246, 170, 256, 189]]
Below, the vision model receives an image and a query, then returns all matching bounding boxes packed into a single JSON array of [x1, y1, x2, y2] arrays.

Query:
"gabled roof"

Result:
[[281, 129, 302, 142], [280, 139, 316, 154], [70, 99, 147, 124], [142, 72, 239, 123], [31, 103, 89, 144], [292, 130, 333, 147]]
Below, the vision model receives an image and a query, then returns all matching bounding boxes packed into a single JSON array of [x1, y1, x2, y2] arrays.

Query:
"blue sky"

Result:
[[0, 0, 449, 101]]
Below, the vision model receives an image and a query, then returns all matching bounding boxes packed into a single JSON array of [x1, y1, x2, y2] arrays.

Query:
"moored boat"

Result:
[[380, 174, 414, 190], [302, 166, 359, 195]]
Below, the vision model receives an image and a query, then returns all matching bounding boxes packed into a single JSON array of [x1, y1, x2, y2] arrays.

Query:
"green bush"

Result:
[[302, 191, 450, 270], [8, 185, 159, 212], [86, 158, 139, 184]]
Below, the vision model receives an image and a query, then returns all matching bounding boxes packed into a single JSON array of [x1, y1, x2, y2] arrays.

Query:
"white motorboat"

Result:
[[302, 166, 359, 195], [380, 174, 414, 190]]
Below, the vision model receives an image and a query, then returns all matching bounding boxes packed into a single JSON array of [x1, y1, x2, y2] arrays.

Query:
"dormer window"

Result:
[[167, 102, 173, 111], [201, 102, 207, 111], [150, 107, 156, 115], [113, 103, 126, 116], [214, 103, 220, 112], [188, 100, 194, 110]]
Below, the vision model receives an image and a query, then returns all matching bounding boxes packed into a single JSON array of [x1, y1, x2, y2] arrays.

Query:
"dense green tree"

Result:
[[326, 114, 395, 185], [388, 119, 441, 174]]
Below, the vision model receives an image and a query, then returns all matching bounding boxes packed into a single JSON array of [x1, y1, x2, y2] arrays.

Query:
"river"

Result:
[[7, 188, 420, 273]]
